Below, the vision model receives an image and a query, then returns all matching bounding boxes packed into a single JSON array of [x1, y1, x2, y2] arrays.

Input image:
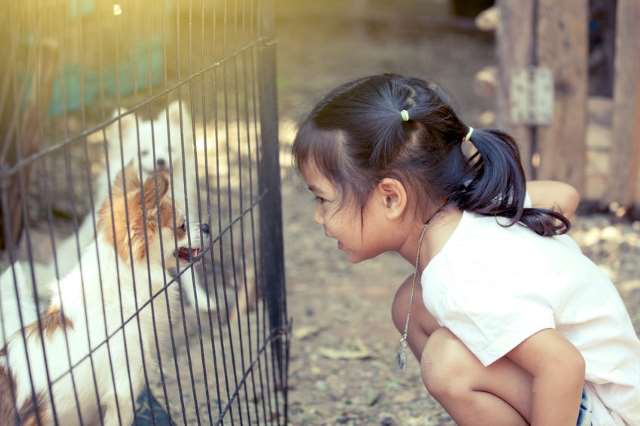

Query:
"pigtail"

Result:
[[459, 128, 570, 236], [293, 73, 571, 238]]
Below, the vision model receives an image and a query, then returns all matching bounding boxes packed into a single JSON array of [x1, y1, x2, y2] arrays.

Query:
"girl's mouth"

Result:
[[175, 247, 201, 261]]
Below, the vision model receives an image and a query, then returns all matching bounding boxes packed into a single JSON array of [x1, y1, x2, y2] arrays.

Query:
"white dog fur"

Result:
[[27, 101, 216, 313], [0, 171, 208, 425]]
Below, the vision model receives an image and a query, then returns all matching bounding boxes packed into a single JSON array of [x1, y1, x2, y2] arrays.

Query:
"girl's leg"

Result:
[[392, 275, 534, 425], [422, 328, 533, 426]]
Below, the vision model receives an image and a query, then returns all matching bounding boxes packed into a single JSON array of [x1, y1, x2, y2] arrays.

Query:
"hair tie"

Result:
[[400, 109, 410, 122], [463, 126, 474, 142]]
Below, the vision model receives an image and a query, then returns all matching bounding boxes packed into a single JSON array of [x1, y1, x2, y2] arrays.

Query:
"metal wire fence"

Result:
[[0, 0, 288, 424]]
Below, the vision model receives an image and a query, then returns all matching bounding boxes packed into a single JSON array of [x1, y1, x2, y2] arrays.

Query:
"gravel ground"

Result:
[[275, 2, 640, 425]]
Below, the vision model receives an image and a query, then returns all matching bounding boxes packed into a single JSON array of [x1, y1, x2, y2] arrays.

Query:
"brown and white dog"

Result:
[[25, 101, 217, 313], [0, 171, 208, 426]]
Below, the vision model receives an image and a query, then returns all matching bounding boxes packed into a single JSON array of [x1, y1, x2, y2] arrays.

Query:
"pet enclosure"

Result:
[[0, 0, 289, 424]]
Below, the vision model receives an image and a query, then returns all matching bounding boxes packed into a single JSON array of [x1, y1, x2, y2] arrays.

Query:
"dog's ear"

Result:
[[105, 108, 134, 140], [112, 163, 141, 197], [143, 172, 170, 211]]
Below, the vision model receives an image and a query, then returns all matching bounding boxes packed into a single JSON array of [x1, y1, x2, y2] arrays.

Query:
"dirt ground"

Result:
[[274, 3, 640, 425]]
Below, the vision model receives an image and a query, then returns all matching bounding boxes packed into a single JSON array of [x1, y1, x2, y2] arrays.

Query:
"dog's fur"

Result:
[[0, 171, 207, 426], [31, 101, 217, 312]]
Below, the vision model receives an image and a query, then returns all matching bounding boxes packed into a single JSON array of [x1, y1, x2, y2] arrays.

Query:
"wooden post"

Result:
[[536, 0, 588, 192], [497, 0, 588, 191], [496, 0, 534, 178], [633, 80, 640, 209], [607, 0, 640, 209]]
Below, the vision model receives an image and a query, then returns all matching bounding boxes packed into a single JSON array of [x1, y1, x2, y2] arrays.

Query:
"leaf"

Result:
[[293, 325, 326, 340], [318, 340, 372, 360]]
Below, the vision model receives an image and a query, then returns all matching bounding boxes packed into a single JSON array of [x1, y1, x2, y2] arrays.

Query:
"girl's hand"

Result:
[[526, 180, 581, 221], [507, 328, 585, 426]]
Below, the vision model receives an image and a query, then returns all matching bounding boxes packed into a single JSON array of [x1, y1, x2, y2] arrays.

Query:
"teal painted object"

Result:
[[48, 39, 164, 117], [68, 0, 95, 18], [134, 388, 175, 426]]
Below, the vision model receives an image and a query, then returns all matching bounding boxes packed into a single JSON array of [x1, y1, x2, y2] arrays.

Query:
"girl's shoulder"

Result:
[[427, 210, 592, 292]]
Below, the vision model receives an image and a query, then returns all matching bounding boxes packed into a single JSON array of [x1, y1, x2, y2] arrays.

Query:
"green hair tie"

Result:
[[400, 109, 410, 122]]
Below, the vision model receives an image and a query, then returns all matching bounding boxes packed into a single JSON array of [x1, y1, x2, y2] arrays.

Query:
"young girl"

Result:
[[292, 74, 640, 425]]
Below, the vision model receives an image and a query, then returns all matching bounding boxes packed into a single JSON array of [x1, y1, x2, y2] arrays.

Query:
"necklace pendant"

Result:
[[395, 338, 408, 372]]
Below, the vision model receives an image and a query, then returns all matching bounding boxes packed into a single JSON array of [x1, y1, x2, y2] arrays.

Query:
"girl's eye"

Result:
[[179, 222, 186, 231], [314, 196, 326, 204]]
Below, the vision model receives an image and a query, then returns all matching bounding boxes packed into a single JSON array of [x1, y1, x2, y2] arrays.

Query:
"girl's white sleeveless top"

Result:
[[421, 205, 640, 425]]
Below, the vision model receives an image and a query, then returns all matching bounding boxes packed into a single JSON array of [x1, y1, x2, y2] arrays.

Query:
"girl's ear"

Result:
[[376, 178, 407, 220]]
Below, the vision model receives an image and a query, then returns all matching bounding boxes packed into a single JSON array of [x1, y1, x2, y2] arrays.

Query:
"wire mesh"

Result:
[[0, 0, 288, 425]]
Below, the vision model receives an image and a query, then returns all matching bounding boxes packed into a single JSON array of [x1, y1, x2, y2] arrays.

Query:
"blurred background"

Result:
[[0, 0, 638, 425]]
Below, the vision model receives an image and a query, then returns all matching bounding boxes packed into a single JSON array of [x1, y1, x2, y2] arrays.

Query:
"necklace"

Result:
[[396, 200, 449, 371]]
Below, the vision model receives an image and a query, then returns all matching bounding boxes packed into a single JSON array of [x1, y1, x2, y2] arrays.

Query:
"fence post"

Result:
[[496, 0, 535, 178], [536, 0, 587, 191], [257, 0, 289, 404], [497, 0, 588, 192], [607, 0, 640, 210]]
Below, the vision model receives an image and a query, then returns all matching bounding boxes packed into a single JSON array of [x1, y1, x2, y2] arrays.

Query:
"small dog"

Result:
[[0, 171, 209, 426], [38, 101, 217, 312]]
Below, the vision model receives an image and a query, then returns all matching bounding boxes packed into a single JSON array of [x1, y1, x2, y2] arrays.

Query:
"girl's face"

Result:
[[302, 162, 395, 263]]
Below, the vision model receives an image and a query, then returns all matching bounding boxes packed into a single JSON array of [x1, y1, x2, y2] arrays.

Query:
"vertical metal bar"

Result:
[[42, 141, 91, 426], [251, 40, 275, 422], [113, 12, 140, 421], [101, 124, 132, 426], [228, 54, 253, 425], [210, 64, 238, 426], [222, 58, 249, 425], [185, 79, 216, 425], [59, 5, 105, 419], [160, 5, 191, 423], [238, 46, 260, 419], [256, 1, 287, 422], [172, 5, 205, 421], [147, 114, 180, 421], [61, 142, 101, 426], [234, 51, 261, 423], [207, 3, 242, 422], [0, 206, 23, 424], [198, 68, 225, 424], [129, 112, 162, 426], [1, 174, 48, 426], [199, 2, 229, 421], [161, 95, 201, 425], [248, 40, 270, 423], [87, 128, 125, 425]]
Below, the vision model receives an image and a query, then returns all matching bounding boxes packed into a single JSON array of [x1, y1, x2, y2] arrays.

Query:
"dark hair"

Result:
[[292, 73, 569, 236]]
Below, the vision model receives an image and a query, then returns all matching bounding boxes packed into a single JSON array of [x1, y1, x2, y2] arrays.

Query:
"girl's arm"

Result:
[[526, 180, 581, 220], [507, 328, 585, 425]]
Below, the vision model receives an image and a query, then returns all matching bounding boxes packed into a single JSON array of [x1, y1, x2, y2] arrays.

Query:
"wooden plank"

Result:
[[536, 0, 588, 193], [496, 0, 533, 178], [608, 0, 640, 207], [633, 80, 640, 207]]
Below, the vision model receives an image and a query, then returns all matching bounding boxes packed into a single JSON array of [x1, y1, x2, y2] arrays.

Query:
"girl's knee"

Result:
[[421, 328, 479, 399], [391, 275, 413, 333]]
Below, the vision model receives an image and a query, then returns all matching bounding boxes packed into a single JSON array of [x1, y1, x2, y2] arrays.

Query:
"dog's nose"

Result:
[[200, 223, 210, 234], [156, 158, 166, 168]]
